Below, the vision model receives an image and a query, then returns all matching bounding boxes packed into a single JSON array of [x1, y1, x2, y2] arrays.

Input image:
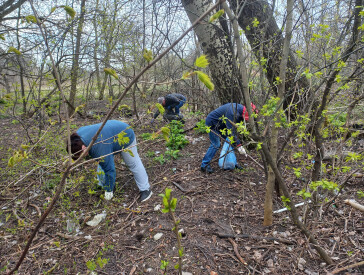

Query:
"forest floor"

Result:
[[0, 103, 363, 275]]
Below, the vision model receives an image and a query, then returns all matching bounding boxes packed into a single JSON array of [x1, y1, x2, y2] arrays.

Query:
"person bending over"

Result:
[[201, 103, 257, 173], [67, 120, 152, 202], [151, 93, 186, 123]]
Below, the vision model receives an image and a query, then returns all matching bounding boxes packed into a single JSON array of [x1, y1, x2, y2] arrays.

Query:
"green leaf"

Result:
[[51, 7, 57, 13], [170, 198, 177, 211], [63, 6, 76, 19], [181, 71, 192, 80], [104, 68, 119, 79], [209, 9, 224, 23], [165, 188, 171, 200], [194, 55, 209, 68], [124, 149, 134, 157], [8, 47, 22, 55], [0, 34, 5, 40], [162, 196, 169, 208], [143, 49, 153, 62], [116, 131, 130, 146], [161, 127, 170, 142], [25, 15, 37, 23], [86, 260, 96, 271], [8, 156, 15, 167], [156, 103, 165, 115], [178, 247, 184, 257], [194, 71, 214, 91]]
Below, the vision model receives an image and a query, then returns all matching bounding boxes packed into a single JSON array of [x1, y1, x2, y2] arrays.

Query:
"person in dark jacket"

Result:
[[67, 120, 152, 202], [151, 93, 186, 122], [201, 103, 256, 173]]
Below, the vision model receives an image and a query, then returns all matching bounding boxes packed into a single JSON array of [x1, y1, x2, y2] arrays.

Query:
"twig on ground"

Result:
[[172, 181, 186, 192], [228, 238, 248, 265], [217, 233, 295, 245], [328, 260, 364, 274]]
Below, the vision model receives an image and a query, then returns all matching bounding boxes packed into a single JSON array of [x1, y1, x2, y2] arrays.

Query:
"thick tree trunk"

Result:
[[230, 0, 309, 113], [181, 0, 242, 104]]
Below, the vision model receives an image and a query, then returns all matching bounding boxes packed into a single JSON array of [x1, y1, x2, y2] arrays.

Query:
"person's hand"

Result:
[[237, 146, 247, 157], [150, 118, 155, 124]]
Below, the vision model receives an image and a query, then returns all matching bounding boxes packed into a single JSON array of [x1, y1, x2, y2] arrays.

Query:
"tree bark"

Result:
[[0, 0, 27, 21], [264, 0, 294, 226], [181, 0, 242, 104], [229, 0, 309, 113], [69, 0, 86, 115]]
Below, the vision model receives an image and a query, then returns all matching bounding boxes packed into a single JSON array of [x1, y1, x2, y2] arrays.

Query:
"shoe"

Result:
[[201, 165, 214, 173], [140, 189, 152, 202], [235, 164, 243, 170], [104, 191, 113, 200]]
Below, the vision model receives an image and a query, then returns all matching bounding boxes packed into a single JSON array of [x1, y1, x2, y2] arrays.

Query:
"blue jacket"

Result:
[[77, 120, 135, 191], [205, 103, 246, 146]]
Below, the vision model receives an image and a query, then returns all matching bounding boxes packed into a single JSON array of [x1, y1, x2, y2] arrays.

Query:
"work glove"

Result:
[[150, 118, 155, 124], [237, 146, 247, 157], [104, 191, 114, 201]]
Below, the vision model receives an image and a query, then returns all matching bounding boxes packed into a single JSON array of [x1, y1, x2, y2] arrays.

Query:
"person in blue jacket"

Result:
[[201, 103, 256, 173], [151, 93, 186, 123], [68, 120, 152, 202]]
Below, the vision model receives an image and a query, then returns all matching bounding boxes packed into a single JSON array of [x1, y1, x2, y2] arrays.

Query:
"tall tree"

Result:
[[181, 0, 242, 103], [229, 0, 309, 113], [69, 0, 86, 115]]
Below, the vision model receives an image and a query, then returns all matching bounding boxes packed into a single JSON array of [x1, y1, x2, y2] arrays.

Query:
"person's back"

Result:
[[206, 103, 244, 129], [77, 120, 135, 158], [152, 93, 187, 122]]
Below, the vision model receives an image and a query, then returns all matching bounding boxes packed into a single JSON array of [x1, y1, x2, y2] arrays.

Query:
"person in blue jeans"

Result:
[[67, 120, 152, 202], [151, 93, 186, 122], [201, 103, 256, 173]]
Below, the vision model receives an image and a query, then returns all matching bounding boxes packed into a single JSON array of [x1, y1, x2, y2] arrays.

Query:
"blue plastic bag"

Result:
[[218, 139, 237, 170]]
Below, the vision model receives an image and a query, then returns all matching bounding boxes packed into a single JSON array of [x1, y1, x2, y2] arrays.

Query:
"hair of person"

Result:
[[66, 133, 84, 160], [157, 97, 164, 104]]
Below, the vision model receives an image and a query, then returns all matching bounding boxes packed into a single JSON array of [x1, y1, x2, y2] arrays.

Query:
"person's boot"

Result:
[[201, 165, 214, 173]]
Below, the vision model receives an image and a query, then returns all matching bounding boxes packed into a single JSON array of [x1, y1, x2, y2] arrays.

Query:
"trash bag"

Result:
[[163, 112, 184, 122], [218, 139, 237, 170]]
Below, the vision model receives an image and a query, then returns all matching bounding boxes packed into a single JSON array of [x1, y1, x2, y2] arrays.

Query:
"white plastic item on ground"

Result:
[[86, 211, 107, 227], [273, 200, 312, 214], [153, 233, 163, 241]]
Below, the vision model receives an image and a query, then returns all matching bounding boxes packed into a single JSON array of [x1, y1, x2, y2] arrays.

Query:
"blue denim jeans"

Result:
[[97, 138, 150, 192], [167, 100, 185, 114], [201, 130, 221, 168]]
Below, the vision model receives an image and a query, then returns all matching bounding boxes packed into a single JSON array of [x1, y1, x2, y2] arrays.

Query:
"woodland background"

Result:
[[0, 0, 363, 274]]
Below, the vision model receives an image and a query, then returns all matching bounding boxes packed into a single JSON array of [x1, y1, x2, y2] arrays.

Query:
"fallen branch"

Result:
[[228, 238, 248, 265], [172, 181, 187, 192], [218, 232, 295, 245], [328, 260, 364, 274], [344, 199, 364, 212], [29, 203, 41, 217]]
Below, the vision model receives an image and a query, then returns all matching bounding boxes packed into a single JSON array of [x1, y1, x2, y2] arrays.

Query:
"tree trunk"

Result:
[[181, 0, 242, 104], [93, 0, 101, 98], [230, 0, 309, 113], [69, 0, 86, 115]]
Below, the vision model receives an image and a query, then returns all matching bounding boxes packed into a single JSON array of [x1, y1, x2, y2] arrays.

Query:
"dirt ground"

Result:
[[0, 108, 363, 275]]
